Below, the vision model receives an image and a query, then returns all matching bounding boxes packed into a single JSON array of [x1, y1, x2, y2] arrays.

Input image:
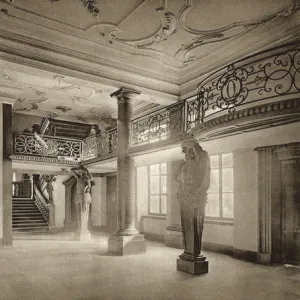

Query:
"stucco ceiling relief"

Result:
[[49, 0, 100, 17], [174, 0, 300, 64]]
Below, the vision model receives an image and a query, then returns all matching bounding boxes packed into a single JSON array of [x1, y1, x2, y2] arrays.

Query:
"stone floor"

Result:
[[0, 232, 299, 300]]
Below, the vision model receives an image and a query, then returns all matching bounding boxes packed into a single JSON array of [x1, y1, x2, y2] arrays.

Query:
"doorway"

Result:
[[281, 159, 300, 264]]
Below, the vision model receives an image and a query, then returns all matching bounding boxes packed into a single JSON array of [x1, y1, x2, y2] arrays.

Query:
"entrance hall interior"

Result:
[[1, 0, 300, 299]]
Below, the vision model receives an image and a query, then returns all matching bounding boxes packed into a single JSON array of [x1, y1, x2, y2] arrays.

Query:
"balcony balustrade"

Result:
[[11, 43, 300, 162]]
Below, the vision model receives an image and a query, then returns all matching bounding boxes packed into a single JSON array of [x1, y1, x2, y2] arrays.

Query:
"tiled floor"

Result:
[[0, 232, 299, 300]]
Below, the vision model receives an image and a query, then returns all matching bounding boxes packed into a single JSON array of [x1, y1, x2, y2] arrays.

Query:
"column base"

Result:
[[177, 255, 208, 275], [74, 230, 91, 243], [108, 234, 146, 255], [165, 229, 183, 249], [0, 237, 13, 247]]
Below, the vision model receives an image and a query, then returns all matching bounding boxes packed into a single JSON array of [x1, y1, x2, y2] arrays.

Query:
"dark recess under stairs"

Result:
[[12, 198, 48, 232]]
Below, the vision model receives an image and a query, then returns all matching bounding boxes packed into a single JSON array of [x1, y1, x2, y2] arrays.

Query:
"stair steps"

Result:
[[12, 197, 48, 232]]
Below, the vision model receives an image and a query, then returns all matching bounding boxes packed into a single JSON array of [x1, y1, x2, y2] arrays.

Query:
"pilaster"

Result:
[[2, 103, 12, 246], [256, 148, 273, 264]]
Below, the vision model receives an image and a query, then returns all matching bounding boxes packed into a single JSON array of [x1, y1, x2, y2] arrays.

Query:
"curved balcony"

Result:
[[11, 42, 300, 163]]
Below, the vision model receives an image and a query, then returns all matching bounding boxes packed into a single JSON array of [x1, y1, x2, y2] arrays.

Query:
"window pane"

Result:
[[208, 169, 219, 193], [160, 163, 167, 174], [222, 153, 233, 168], [210, 155, 219, 169], [150, 164, 160, 175], [206, 193, 220, 217], [150, 176, 160, 194], [222, 193, 234, 218], [161, 195, 167, 214], [161, 175, 167, 193], [150, 195, 160, 214], [222, 168, 233, 192]]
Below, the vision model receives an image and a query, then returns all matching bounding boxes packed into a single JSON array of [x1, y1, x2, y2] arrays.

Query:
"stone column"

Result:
[[108, 88, 146, 255], [2, 104, 13, 246]]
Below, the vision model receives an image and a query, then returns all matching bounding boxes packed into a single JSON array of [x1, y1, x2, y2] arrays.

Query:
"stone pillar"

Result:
[[0, 104, 3, 246], [2, 104, 13, 246], [108, 88, 146, 255], [91, 177, 107, 229]]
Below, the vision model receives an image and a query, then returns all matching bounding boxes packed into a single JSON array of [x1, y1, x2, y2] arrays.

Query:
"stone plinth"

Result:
[[74, 230, 91, 243], [177, 255, 208, 275], [108, 234, 146, 255]]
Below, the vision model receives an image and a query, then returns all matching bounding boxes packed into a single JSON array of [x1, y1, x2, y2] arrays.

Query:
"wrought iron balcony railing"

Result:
[[12, 44, 300, 158], [82, 129, 117, 161], [13, 132, 82, 161]]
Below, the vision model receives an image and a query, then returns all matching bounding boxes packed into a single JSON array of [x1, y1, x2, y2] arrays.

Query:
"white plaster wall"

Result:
[[142, 217, 166, 237], [91, 177, 107, 227], [203, 224, 234, 246], [136, 166, 148, 232], [233, 149, 258, 252], [53, 175, 70, 228]]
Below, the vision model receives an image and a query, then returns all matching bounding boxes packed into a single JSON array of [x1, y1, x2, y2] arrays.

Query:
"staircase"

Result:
[[12, 198, 48, 232]]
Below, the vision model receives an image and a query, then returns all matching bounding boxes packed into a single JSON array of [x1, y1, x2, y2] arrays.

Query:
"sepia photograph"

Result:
[[0, 0, 300, 299]]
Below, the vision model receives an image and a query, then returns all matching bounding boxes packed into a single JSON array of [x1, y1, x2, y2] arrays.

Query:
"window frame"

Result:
[[148, 163, 167, 216], [205, 153, 234, 222]]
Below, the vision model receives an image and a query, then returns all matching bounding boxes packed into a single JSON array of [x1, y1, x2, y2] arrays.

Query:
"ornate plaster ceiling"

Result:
[[1, 0, 298, 65], [0, 60, 160, 124], [0, 0, 299, 99]]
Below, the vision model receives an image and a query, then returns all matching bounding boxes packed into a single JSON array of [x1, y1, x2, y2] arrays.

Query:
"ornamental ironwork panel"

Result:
[[131, 102, 185, 146], [13, 133, 82, 160], [82, 129, 117, 160], [196, 46, 300, 123], [82, 136, 97, 160], [96, 129, 117, 157]]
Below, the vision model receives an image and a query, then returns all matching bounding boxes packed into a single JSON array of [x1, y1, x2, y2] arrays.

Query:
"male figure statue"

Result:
[[175, 139, 211, 274], [71, 164, 93, 242]]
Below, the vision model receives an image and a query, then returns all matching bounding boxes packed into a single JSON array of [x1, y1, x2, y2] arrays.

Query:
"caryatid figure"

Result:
[[175, 140, 211, 274]]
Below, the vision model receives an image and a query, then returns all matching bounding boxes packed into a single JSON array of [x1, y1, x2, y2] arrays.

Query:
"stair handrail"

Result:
[[33, 183, 49, 222]]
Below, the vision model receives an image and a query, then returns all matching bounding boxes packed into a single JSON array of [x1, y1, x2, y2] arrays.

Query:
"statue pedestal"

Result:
[[177, 202, 208, 275], [177, 255, 208, 275]]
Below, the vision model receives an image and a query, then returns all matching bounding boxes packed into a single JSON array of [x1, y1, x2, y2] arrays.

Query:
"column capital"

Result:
[[110, 88, 141, 103]]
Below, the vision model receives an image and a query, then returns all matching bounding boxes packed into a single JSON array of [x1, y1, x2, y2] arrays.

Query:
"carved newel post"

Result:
[[41, 175, 56, 230], [175, 140, 211, 275], [71, 164, 93, 243]]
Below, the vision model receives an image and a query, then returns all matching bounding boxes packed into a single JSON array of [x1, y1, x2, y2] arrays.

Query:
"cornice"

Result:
[[11, 155, 79, 165], [255, 142, 300, 152], [0, 33, 179, 104]]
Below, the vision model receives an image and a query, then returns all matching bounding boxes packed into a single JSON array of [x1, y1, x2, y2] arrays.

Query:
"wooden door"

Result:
[[281, 159, 300, 264]]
